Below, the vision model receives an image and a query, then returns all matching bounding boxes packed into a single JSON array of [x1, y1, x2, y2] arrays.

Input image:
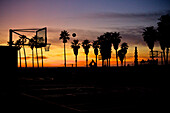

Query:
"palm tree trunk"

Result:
[[151, 49, 154, 60], [36, 47, 39, 68], [161, 52, 163, 65], [166, 48, 169, 65], [86, 54, 88, 67], [32, 49, 34, 68], [121, 61, 123, 67], [41, 47, 43, 68], [163, 50, 166, 64], [23, 45, 27, 68], [64, 43, 66, 67], [75, 55, 77, 67], [116, 50, 118, 67], [19, 50, 21, 68], [124, 55, 126, 66], [107, 58, 108, 67], [96, 55, 97, 67]]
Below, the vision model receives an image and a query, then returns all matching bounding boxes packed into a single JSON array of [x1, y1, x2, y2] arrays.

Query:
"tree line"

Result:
[[142, 14, 170, 65], [12, 35, 45, 68], [59, 30, 128, 67], [12, 14, 170, 68]]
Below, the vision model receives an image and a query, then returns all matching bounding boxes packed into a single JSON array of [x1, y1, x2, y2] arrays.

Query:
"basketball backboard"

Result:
[[9, 27, 47, 47], [36, 27, 47, 47]]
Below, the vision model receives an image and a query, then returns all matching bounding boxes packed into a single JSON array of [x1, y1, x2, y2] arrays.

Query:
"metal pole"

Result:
[[41, 47, 43, 68], [36, 48, 39, 68], [9, 29, 13, 46]]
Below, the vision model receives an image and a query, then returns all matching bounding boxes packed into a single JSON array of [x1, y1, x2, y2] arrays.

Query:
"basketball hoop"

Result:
[[45, 44, 51, 51], [150, 51, 158, 58]]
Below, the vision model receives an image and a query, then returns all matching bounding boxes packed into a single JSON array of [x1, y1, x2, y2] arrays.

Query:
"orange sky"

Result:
[[14, 41, 163, 67], [0, 0, 169, 67], [0, 26, 165, 67]]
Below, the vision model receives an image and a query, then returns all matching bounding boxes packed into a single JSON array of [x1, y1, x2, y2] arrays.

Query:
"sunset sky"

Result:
[[0, 0, 170, 67]]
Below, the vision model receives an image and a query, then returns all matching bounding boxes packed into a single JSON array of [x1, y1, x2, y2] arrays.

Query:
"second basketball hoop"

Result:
[[45, 44, 51, 51]]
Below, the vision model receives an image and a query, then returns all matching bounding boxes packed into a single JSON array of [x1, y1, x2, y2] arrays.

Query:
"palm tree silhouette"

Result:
[[92, 40, 99, 66], [20, 35, 27, 68], [71, 39, 80, 67], [15, 39, 22, 68], [97, 35, 109, 67], [157, 32, 166, 64], [157, 14, 170, 64], [142, 26, 157, 60], [111, 32, 122, 67], [160, 41, 166, 64], [29, 38, 35, 68], [37, 37, 45, 68], [33, 36, 39, 68], [41, 46, 44, 68], [118, 42, 128, 66], [104, 32, 113, 67], [97, 35, 104, 66], [82, 39, 91, 67], [121, 42, 129, 66], [59, 30, 70, 67], [118, 49, 124, 66]]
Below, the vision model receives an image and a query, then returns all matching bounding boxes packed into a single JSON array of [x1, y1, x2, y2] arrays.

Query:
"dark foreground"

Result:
[[0, 65, 169, 112]]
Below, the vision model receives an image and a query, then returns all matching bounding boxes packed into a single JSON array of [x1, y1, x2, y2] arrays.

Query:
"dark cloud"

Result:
[[47, 28, 103, 46], [95, 26, 146, 46], [67, 28, 102, 41], [47, 26, 146, 47], [46, 25, 158, 48], [87, 10, 170, 21], [118, 26, 161, 47]]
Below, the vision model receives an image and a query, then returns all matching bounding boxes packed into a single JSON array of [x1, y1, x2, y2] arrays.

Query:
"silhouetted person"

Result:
[[89, 59, 97, 67]]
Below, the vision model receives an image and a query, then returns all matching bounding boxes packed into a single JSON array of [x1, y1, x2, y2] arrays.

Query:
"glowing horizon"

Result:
[[10, 42, 163, 68], [0, 0, 170, 67], [0, 27, 167, 67]]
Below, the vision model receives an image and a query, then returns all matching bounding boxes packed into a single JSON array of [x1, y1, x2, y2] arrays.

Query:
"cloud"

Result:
[[95, 25, 146, 46], [46, 26, 147, 48], [47, 27, 103, 46], [67, 28, 102, 41], [46, 19, 161, 48], [87, 10, 170, 21]]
